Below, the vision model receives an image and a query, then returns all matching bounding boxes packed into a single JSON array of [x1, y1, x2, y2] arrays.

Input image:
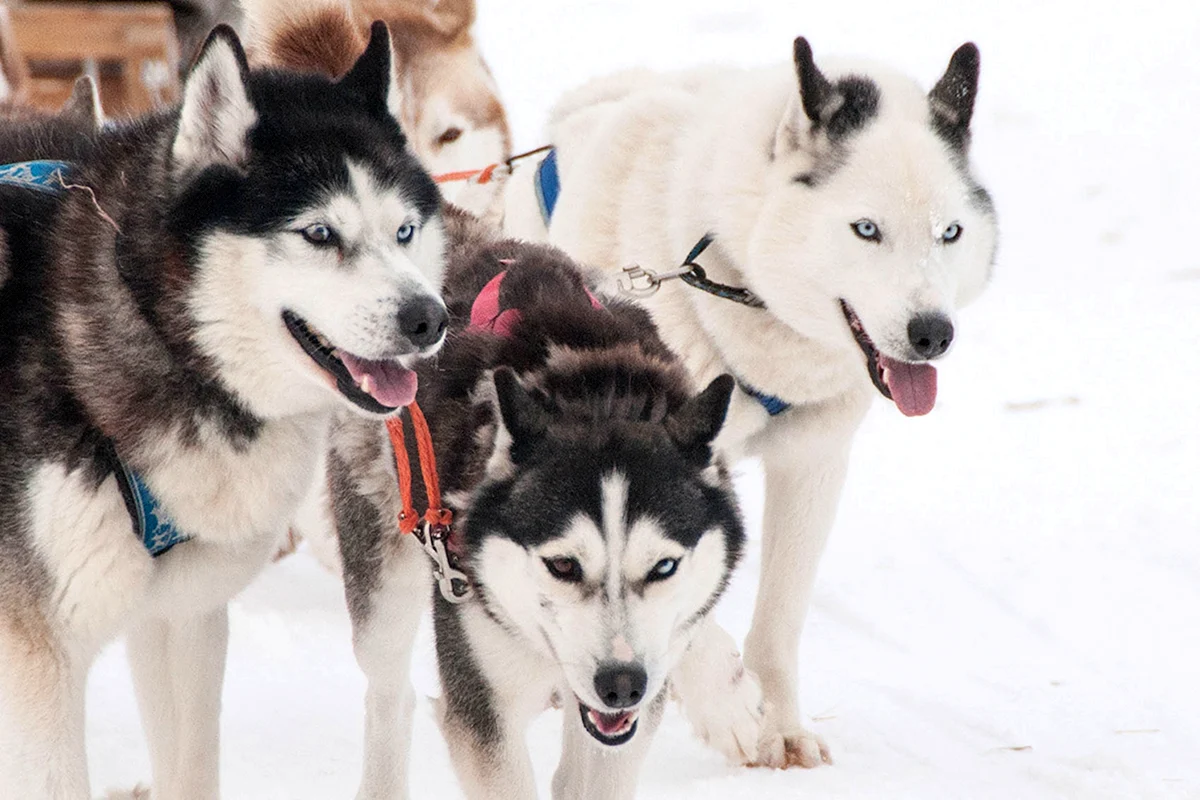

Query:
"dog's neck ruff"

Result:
[[112, 459, 191, 557], [673, 236, 790, 416], [626, 234, 791, 417], [0, 160, 71, 194]]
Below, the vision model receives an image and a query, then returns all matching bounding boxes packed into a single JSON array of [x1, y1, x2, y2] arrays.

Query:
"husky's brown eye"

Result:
[[300, 223, 336, 246], [437, 127, 463, 146], [544, 557, 583, 583]]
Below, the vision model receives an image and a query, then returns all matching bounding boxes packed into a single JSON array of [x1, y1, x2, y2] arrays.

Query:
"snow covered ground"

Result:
[[86, 1, 1199, 797]]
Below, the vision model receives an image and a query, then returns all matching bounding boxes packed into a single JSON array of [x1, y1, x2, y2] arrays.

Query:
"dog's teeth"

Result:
[[360, 375, 374, 395]]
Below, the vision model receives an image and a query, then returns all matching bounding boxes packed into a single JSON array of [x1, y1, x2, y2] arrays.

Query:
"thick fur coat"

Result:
[[500, 38, 998, 767]]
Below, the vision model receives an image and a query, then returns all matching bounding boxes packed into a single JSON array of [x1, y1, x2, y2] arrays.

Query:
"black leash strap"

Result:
[[677, 234, 766, 309], [617, 233, 766, 309]]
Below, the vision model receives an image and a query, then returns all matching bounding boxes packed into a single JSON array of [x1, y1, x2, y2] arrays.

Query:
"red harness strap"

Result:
[[386, 404, 470, 603], [432, 162, 500, 186], [385, 403, 451, 534], [430, 144, 555, 186]]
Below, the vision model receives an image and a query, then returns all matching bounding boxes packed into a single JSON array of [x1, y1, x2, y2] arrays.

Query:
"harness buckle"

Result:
[[416, 520, 473, 604], [617, 264, 692, 298]]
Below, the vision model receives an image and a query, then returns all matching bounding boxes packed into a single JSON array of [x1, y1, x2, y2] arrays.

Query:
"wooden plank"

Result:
[[9, 3, 180, 114], [10, 4, 178, 63], [0, 5, 31, 104]]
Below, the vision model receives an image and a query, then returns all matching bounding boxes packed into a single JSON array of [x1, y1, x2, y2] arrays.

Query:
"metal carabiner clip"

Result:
[[617, 264, 694, 298], [418, 521, 473, 604]]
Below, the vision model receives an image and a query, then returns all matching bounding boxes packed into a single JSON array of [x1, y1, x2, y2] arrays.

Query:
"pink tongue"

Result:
[[591, 710, 632, 735], [880, 356, 938, 417], [337, 351, 418, 408]]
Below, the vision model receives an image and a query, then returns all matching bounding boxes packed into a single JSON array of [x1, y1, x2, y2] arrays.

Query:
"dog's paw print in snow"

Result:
[[98, 785, 151, 800], [755, 725, 833, 769]]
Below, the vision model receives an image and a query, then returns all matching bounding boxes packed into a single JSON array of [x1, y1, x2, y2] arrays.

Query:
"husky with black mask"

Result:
[[329, 208, 746, 800], [0, 23, 446, 798]]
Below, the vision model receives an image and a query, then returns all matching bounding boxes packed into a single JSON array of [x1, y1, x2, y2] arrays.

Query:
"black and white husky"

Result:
[[500, 38, 998, 767], [0, 24, 446, 798], [329, 208, 746, 799]]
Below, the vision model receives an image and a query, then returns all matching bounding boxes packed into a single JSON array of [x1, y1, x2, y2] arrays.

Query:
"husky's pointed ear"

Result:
[[666, 374, 735, 464], [793, 37, 835, 125], [775, 37, 835, 156], [493, 368, 550, 452], [172, 26, 256, 176], [929, 43, 980, 152], [60, 76, 102, 128], [339, 21, 404, 125]]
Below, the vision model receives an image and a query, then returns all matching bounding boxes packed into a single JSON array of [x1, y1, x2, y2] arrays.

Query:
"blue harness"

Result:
[[0, 160, 72, 193], [534, 148, 560, 226], [2, 160, 189, 556], [113, 460, 192, 557], [739, 381, 791, 417]]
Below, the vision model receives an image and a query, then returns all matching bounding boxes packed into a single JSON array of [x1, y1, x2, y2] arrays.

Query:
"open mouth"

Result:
[[838, 300, 937, 417], [282, 310, 418, 414], [578, 701, 639, 747]]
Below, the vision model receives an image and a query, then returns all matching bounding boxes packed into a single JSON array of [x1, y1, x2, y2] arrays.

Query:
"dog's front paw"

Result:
[[98, 785, 151, 800], [754, 725, 832, 769], [673, 636, 765, 764]]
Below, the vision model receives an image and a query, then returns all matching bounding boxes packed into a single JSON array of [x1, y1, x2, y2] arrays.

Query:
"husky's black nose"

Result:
[[398, 296, 448, 349], [907, 313, 954, 359], [594, 664, 648, 710]]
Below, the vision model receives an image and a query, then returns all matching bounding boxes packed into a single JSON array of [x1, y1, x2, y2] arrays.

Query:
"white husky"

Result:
[[500, 37, 997, 767]]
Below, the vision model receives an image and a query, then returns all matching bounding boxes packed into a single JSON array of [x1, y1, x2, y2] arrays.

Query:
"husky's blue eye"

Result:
[[396, 223, 416, 244], [544, 557, 583, 583], [942, 223, 962, 243], [300, 223, 335, 246], [851, 219, 881, 242], [647, 558, 679, 583]]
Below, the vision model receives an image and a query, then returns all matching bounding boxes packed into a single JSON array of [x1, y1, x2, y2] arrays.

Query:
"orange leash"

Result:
[[385, 404, 470, 603], [432, 163, 499, 186], [385, 403, 451, 534], [430, 144, 554, 185]]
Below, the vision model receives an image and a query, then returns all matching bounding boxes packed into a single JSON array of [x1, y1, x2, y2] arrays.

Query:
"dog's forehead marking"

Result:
[[600, 472, 629, 601], [298, 160, 424, 257], [347, 160, 420, 230]]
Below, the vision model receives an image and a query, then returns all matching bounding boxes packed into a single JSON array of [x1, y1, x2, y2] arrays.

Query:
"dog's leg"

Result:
[[0, 621, 90, 799], [551, 687, 665, 800], [440, 714, 539, 800], [435, 604, 545, 800], [741, 424, 853, 769], [328, 425, 431, 800], [349, 534, 429, 800], [126, 617, 177, 792], [127, 607, 228, 800], [672, 616, 764, 765]]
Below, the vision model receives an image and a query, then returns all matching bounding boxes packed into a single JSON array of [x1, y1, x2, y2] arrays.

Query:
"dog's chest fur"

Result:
[[22, 413, 325, 643]]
